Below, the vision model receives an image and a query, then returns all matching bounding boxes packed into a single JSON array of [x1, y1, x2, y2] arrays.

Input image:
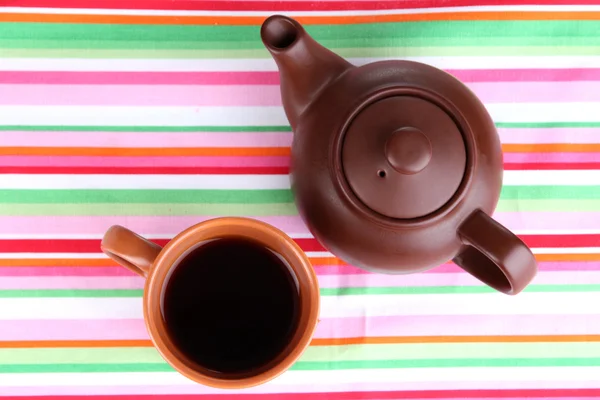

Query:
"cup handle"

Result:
[[101, 225, 163, 278], [452, 209, 537, 295]]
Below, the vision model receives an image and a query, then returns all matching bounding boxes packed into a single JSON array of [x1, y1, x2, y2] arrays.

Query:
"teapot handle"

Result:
[[453, 209, 537, 295]]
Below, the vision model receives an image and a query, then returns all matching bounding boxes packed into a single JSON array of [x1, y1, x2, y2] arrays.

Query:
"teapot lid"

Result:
[[341, 95, 466, 219]]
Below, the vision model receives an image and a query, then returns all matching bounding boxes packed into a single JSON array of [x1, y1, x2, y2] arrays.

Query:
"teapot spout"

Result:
[[261, 15, 353, 131]]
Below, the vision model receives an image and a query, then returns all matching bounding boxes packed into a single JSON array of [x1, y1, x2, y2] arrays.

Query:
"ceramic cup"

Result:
[[101, 217, 320, 389]]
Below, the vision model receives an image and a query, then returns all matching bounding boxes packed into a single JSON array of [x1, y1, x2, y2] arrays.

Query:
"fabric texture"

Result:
[[0, 0, 599, 398]]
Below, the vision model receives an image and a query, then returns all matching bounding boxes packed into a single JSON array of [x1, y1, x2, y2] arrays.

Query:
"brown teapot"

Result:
[[261, 15, 537, 295]]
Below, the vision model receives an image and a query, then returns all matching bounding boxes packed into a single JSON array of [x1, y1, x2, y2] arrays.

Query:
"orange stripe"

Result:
[[0, 254, 597, 267], [2, 335, 600, 348], [535, 253, 600, 261], [0, 258, 119, 267], [0, 147, 290, 157], [503, 144, 600, 153], [1, 11, 599, 25]]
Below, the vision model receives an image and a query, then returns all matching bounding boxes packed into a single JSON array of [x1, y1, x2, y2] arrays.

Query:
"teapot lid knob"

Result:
[[341, 95, 467, 220], [385, 127, 432, 175]]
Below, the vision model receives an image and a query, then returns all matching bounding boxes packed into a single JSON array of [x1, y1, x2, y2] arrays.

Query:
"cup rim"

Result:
[[142, 217, 320, 389]]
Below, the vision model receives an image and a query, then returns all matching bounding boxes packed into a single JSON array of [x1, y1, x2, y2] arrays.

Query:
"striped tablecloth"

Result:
[[1, 1, 600, 398]]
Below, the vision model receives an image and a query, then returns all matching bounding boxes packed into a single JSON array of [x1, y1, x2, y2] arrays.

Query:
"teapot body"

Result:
[[290, 60, 503, 273], [262, 14, 536, 293]]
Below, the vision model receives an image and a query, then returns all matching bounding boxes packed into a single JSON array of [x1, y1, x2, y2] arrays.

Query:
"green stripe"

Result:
[[3, 342, 600, 365], [0, 203, 298, 216], [302, 343, 600, 361], [0, 290, 144, 298], [3, 35, 599, 49], [0, 199, 591, 215], [0, 186, 597, 206], [0, 125, 292, 132], [4, 285, 600, 298], [4, 358, 600, 373], [0, 190, 294, 204], [2, 21, 597, 41], [291, 358, 600, 370], [321, 285, 600, 296], [496, 199, 600, 212], [497, 122, 600, 128], [1, 46, 596, 59], [500, 186, 600, 200], [1, 123, 596, 131]]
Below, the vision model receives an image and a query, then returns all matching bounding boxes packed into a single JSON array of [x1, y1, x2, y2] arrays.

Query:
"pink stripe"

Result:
[[0, 156, 290, 168], [317, 271, 600, 288], [4, 384, 600, 396], [449, 68, 600, 83], [430, 261, 600, 273], [2, 129, 597, 148], [0, 261, 590, 278], [0, 71, 281, 85], [0, 214, 592, 236], [1, 314, 600, 342], [0, 84, 282, 106], [498, 128, 600, 144], [1, 154, 595, 168], [2, 69, 599, 85], [0, 276, 145, 289], [0, 216, 311, 235], [469, 81, 600, 103], [0, 270, 596, 289], [0, 131, 292, 148], [0, 267, 136, 277], [3, 82, 600, 107], [503, 152, 600, 163]]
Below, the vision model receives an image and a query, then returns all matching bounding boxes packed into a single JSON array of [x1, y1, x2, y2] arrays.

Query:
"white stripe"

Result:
[[1, 292, 600, 320], [0, 106, 288, 127], [2, 4, 600, 16], [0, 170, 595, 189], [0, 253, 108, 259], [487, 102, 600, 123], [0, 175, 290, 189], [533, 247, 600, 254], [4, 380, 600, 396], [503, 170, 600, 186], [3, 57, 600, 72], [8, 4, 600, 16], [0, 103, 598, 126], [3, 367, 600, 388]]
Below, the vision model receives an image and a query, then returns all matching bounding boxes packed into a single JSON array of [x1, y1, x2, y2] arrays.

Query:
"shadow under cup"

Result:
[[137, 218, 319, 389]]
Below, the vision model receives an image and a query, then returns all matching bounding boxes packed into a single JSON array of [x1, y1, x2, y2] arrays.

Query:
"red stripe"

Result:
[[2, 70, 600, 85], [0, 166, 290, 175], [8, 0, 600, 11], [9, 388, 600, 399], [503, 163, 600, 170], [0, 235, 595, 254]]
